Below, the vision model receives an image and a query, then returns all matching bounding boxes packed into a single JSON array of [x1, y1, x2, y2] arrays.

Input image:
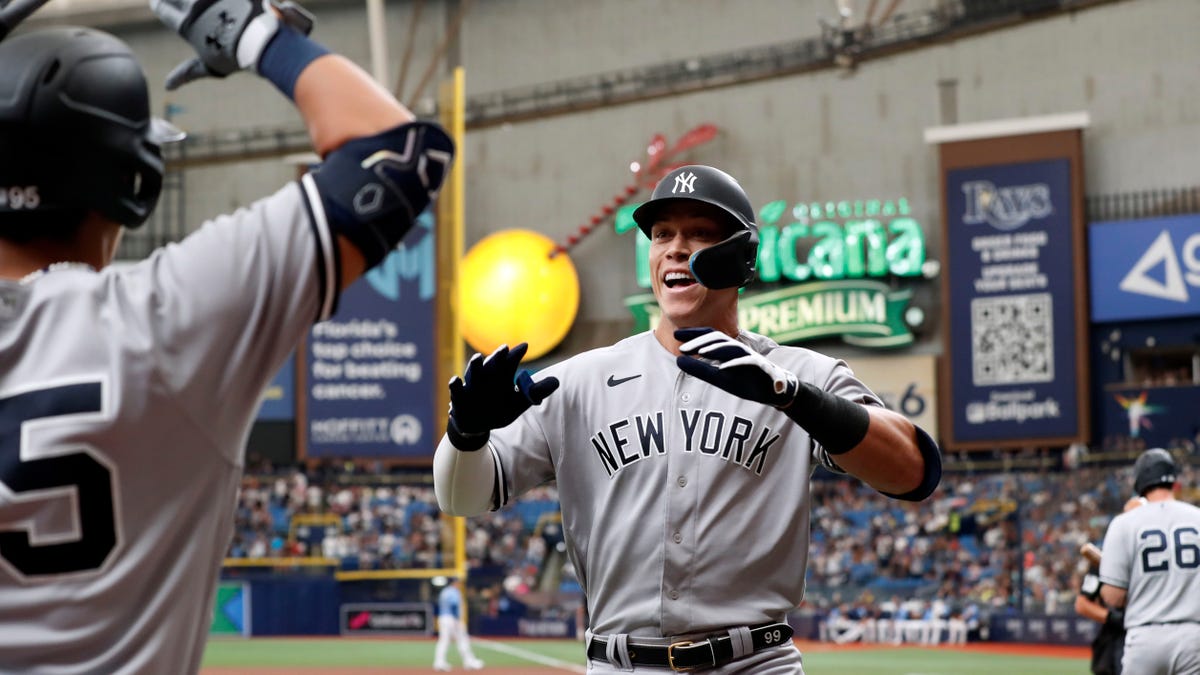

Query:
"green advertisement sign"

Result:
[[626, 280, 914, 347], [618, 196, 932, 348], [210, 581, 250, 636]]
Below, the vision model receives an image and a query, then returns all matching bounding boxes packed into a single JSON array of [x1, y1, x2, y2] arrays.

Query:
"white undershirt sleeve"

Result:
[[433, 434, 498, 516]]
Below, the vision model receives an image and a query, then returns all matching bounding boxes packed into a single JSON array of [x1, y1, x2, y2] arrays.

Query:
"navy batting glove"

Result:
[[675, 328, 798, 407], [446, 343, 560, 450]]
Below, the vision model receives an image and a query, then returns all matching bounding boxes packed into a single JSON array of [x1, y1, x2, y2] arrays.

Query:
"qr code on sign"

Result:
[[971, 293, 1053, 386]]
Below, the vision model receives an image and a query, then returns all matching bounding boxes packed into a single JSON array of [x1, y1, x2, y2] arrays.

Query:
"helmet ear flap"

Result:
[[688, 229, 759, 289]]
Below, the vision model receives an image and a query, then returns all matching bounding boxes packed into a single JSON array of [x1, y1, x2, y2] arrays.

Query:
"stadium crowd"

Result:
[[225, 441, 1197, 642]]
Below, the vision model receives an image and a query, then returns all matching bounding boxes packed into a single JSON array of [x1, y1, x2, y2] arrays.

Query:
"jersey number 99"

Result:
[[0, 382, 118, 579]]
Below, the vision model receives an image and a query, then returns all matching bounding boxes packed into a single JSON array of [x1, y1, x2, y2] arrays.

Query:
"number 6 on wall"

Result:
[[0, 380, 118, 579]]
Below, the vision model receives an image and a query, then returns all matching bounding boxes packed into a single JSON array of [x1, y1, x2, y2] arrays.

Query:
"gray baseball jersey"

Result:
[[1099, 499, 1200, 627], [481, 329, 881, 639], [0, 179, 335, 673]]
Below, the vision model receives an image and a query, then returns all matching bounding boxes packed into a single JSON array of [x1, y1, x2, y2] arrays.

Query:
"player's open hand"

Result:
[[446, 343, 559, 450], [675, 328, 798, 408]]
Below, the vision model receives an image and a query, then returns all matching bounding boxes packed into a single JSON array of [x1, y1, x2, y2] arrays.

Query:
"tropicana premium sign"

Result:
[[619, 198, 934, 348]]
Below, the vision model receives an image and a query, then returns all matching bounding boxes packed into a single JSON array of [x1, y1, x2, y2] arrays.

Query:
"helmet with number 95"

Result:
[[0, 26, 184, 228]]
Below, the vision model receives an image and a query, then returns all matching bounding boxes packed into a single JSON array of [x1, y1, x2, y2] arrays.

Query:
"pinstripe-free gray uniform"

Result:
[[1100, 499, 1200, 674], [0, 180, 335, 674], [469, 329, 882, 673]]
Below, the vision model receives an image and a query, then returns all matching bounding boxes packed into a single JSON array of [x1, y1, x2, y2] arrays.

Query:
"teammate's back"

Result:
[[1100, 499, 1200, 628], [0, 1, 453, 671], [0, 195, 320, 672]]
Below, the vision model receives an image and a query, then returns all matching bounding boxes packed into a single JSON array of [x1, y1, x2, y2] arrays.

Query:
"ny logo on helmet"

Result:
[[672, 171, 697, 194]]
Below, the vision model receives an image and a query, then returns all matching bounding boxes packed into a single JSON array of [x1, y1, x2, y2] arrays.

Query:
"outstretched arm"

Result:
[[434, 343, 559, 515], [823, 407, 932, 497], [675, 328, 940, 500]]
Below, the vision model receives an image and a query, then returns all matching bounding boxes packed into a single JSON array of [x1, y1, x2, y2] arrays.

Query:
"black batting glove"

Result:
[[677, 327, 871, 456], [675, 328, 798, 407], [446, 343, 560, 451]]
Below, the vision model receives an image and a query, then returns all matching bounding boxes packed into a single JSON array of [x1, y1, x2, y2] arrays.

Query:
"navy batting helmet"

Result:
[[0, 27, 183, 228], [632, 165, 759, 289], [1133, 447, 1178, 496]]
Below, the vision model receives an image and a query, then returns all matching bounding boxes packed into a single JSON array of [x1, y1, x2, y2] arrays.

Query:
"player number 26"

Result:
[[1140, 527, 1200, 573]]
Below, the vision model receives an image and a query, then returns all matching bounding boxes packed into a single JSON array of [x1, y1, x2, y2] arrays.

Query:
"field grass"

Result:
[[201, 638, 1090, 673]]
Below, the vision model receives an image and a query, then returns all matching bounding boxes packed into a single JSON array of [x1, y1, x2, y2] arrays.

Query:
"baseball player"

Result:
[[0, 1, 453, 672], [1077, 497, 1143, 675], [1100, 448, 1200, 675], [433, 578, 484, 671], [434, 165, 941, 673]]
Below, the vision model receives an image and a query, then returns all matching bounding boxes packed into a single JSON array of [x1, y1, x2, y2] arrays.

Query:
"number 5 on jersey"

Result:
[[0, 381, 119, 579]]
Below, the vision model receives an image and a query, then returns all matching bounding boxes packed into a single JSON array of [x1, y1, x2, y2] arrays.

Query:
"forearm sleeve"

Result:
[[433, 434, 499, 516]]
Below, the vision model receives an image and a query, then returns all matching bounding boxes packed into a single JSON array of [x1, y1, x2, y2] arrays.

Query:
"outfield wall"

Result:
[[215, 573, 1094, 647]]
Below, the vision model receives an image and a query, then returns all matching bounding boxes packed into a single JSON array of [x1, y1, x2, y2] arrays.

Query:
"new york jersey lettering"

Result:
[[594, 409, 780, 477]]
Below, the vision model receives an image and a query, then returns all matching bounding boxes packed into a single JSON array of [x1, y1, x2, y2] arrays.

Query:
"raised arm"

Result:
[[151, 0, 452, 290]]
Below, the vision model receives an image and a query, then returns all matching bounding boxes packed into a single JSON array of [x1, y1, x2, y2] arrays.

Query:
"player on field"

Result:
[[433, 577, 484, 671], [0, 0, 452, 671], [434, 165, 940, 673], [1100, 448, 1200, 675]]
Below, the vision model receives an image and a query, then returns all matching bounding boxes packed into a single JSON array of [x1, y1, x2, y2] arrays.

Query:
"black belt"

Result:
[[586, 622, 793, 671]]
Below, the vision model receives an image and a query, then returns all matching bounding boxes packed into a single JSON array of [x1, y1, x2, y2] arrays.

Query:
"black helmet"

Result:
[[1133, 447, 1178, 496], [632, 165, 759, 289], [0, 26, 183, 228]]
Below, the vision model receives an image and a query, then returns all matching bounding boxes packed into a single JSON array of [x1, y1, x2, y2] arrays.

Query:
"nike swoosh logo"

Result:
[[607, 374, 642, 387]]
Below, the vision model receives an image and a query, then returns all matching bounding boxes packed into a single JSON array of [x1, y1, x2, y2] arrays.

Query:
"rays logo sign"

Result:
[[961, 180, 1053, 231]]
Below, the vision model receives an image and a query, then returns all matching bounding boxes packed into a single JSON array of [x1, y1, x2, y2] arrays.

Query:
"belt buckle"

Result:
[[667, 640, 696, 672]]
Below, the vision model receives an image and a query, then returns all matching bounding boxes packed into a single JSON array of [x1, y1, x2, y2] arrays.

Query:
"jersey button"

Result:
[[673, 532, 683, 544], [677, 476, 687, 488], [669, 590, 679, 600], [681, 393, 691, 402]]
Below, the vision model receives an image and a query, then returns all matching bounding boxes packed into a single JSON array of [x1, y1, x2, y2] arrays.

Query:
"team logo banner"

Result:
[[1088, 214, 1200, 322], [945, 159, 1081, 444], [305, 212, 436, 458]]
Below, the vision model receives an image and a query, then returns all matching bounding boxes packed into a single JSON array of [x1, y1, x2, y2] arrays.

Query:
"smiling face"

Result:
[[647, 201, 740, 351]]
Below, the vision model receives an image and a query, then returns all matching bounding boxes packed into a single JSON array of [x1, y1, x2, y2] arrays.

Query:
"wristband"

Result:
[[879, 426, 942, 502], [447, 416, 489, 452], [256, 24, 330, 100], [782, 382, 870, 455]]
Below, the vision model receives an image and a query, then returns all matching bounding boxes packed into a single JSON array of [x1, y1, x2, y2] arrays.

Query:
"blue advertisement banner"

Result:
[[987, 612, 1095, 646], [256, 355, 295, 421], [946, 159, 1080, 443], [305, 212, 436, 458], [1089, 214, 1200, 322]]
